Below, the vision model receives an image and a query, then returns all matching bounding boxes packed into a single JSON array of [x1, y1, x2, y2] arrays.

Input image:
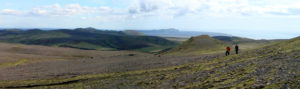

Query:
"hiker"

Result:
[[225, 46, 230, 56], [235, 44, 239, 54]]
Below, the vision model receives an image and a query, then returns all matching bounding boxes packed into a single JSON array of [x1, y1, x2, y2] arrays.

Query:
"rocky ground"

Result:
[[0, 48, 222, 81], [1, 37, 299, 89], [1, 38, 300, 88]]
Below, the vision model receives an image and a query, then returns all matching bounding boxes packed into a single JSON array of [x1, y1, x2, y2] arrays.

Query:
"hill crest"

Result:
[[0, 28, 177, 51], [164, 35, 226, 55]]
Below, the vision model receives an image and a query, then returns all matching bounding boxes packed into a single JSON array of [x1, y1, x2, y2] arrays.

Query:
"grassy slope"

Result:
[[0, 29, 177, 52], [164, 35, 226, 55], [134, 37, 183, 54], [123, 30, 144, 36], [133, 45, 176, 53], [212, 36, 271, 44], [0, 43, 74, 69], [2, 37, 300, 88], [0, 42, 143, 70], [164, 37, 189, 43], [213, 36, 276, 49]]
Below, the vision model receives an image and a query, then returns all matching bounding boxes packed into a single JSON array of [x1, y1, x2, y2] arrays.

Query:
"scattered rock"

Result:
[[128, 54, 136, 56]]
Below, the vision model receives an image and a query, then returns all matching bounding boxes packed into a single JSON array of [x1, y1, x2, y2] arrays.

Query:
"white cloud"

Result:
[[126, 0, 300, 18], [0, 9, 24, 15], [32, 4, 101, 16], [0, 4, 123, 17], [1, 0, 300, 19], [81, 17, 87, 20]]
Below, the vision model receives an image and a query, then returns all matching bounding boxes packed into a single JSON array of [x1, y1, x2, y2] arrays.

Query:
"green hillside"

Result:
[[0, 28, 177, 51], [165, 35, 226, 55], [212, 36, 274, 44], [213, 36, 279, 50], [2, 36, 300, 88], [123, 30, 144, 36]]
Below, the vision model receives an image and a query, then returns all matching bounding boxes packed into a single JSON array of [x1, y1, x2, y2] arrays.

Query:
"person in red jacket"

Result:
[[225, 46, 230, 56]]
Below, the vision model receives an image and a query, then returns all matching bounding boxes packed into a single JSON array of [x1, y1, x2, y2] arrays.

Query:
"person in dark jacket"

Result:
[[225, 46, 230, 56], [235, 44, 239, 54]]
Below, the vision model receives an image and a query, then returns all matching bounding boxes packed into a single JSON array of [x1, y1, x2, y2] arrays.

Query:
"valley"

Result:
[[0, 36, 298, 89], [1, 0, 299, 88], [0, 28, 297, 89]]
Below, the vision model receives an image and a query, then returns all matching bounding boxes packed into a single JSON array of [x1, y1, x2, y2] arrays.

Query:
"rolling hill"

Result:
[[123, 30, 144, 36], [213, 36, 281, 50], [2, 35, 300, 88], [0, 28, 177, 51], [212, 36, 272, 44], [136, 28, 231, 38], [164, 35, 226, 55]]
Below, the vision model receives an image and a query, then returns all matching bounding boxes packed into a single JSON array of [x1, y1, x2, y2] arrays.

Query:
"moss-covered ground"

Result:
[[1, 37, 300, 89]]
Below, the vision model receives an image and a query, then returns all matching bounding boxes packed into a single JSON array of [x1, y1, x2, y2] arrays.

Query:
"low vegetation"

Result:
[[212, 36, 278, 44], [0, 28, 177, 52], [164, 35, 226, 55], [1, 36, 299, 88]]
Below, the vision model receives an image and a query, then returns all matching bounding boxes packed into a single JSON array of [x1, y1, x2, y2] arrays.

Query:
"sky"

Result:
[[1, 0, 300, 39]]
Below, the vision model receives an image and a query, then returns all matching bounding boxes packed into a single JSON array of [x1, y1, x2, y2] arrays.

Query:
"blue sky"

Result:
[[1, 0, 300, 39]]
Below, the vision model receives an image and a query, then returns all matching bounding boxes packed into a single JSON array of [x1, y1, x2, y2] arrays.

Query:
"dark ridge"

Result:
[[4, 79, 85, 88], [59, 45, 96, 50], [0, 28, 177, 50]]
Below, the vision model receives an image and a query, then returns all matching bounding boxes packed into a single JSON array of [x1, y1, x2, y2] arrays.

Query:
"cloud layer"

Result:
[[0, 4, 115, 16], [127, 0, 300, 17], [1, 0, 300, 19], [1, 0, 300, 39]]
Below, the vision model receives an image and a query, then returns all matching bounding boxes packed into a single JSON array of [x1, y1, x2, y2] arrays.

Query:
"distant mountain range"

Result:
[[0, 28, 177, 51], [0, 28, 277, 53], [135, 28, 231, 38]]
